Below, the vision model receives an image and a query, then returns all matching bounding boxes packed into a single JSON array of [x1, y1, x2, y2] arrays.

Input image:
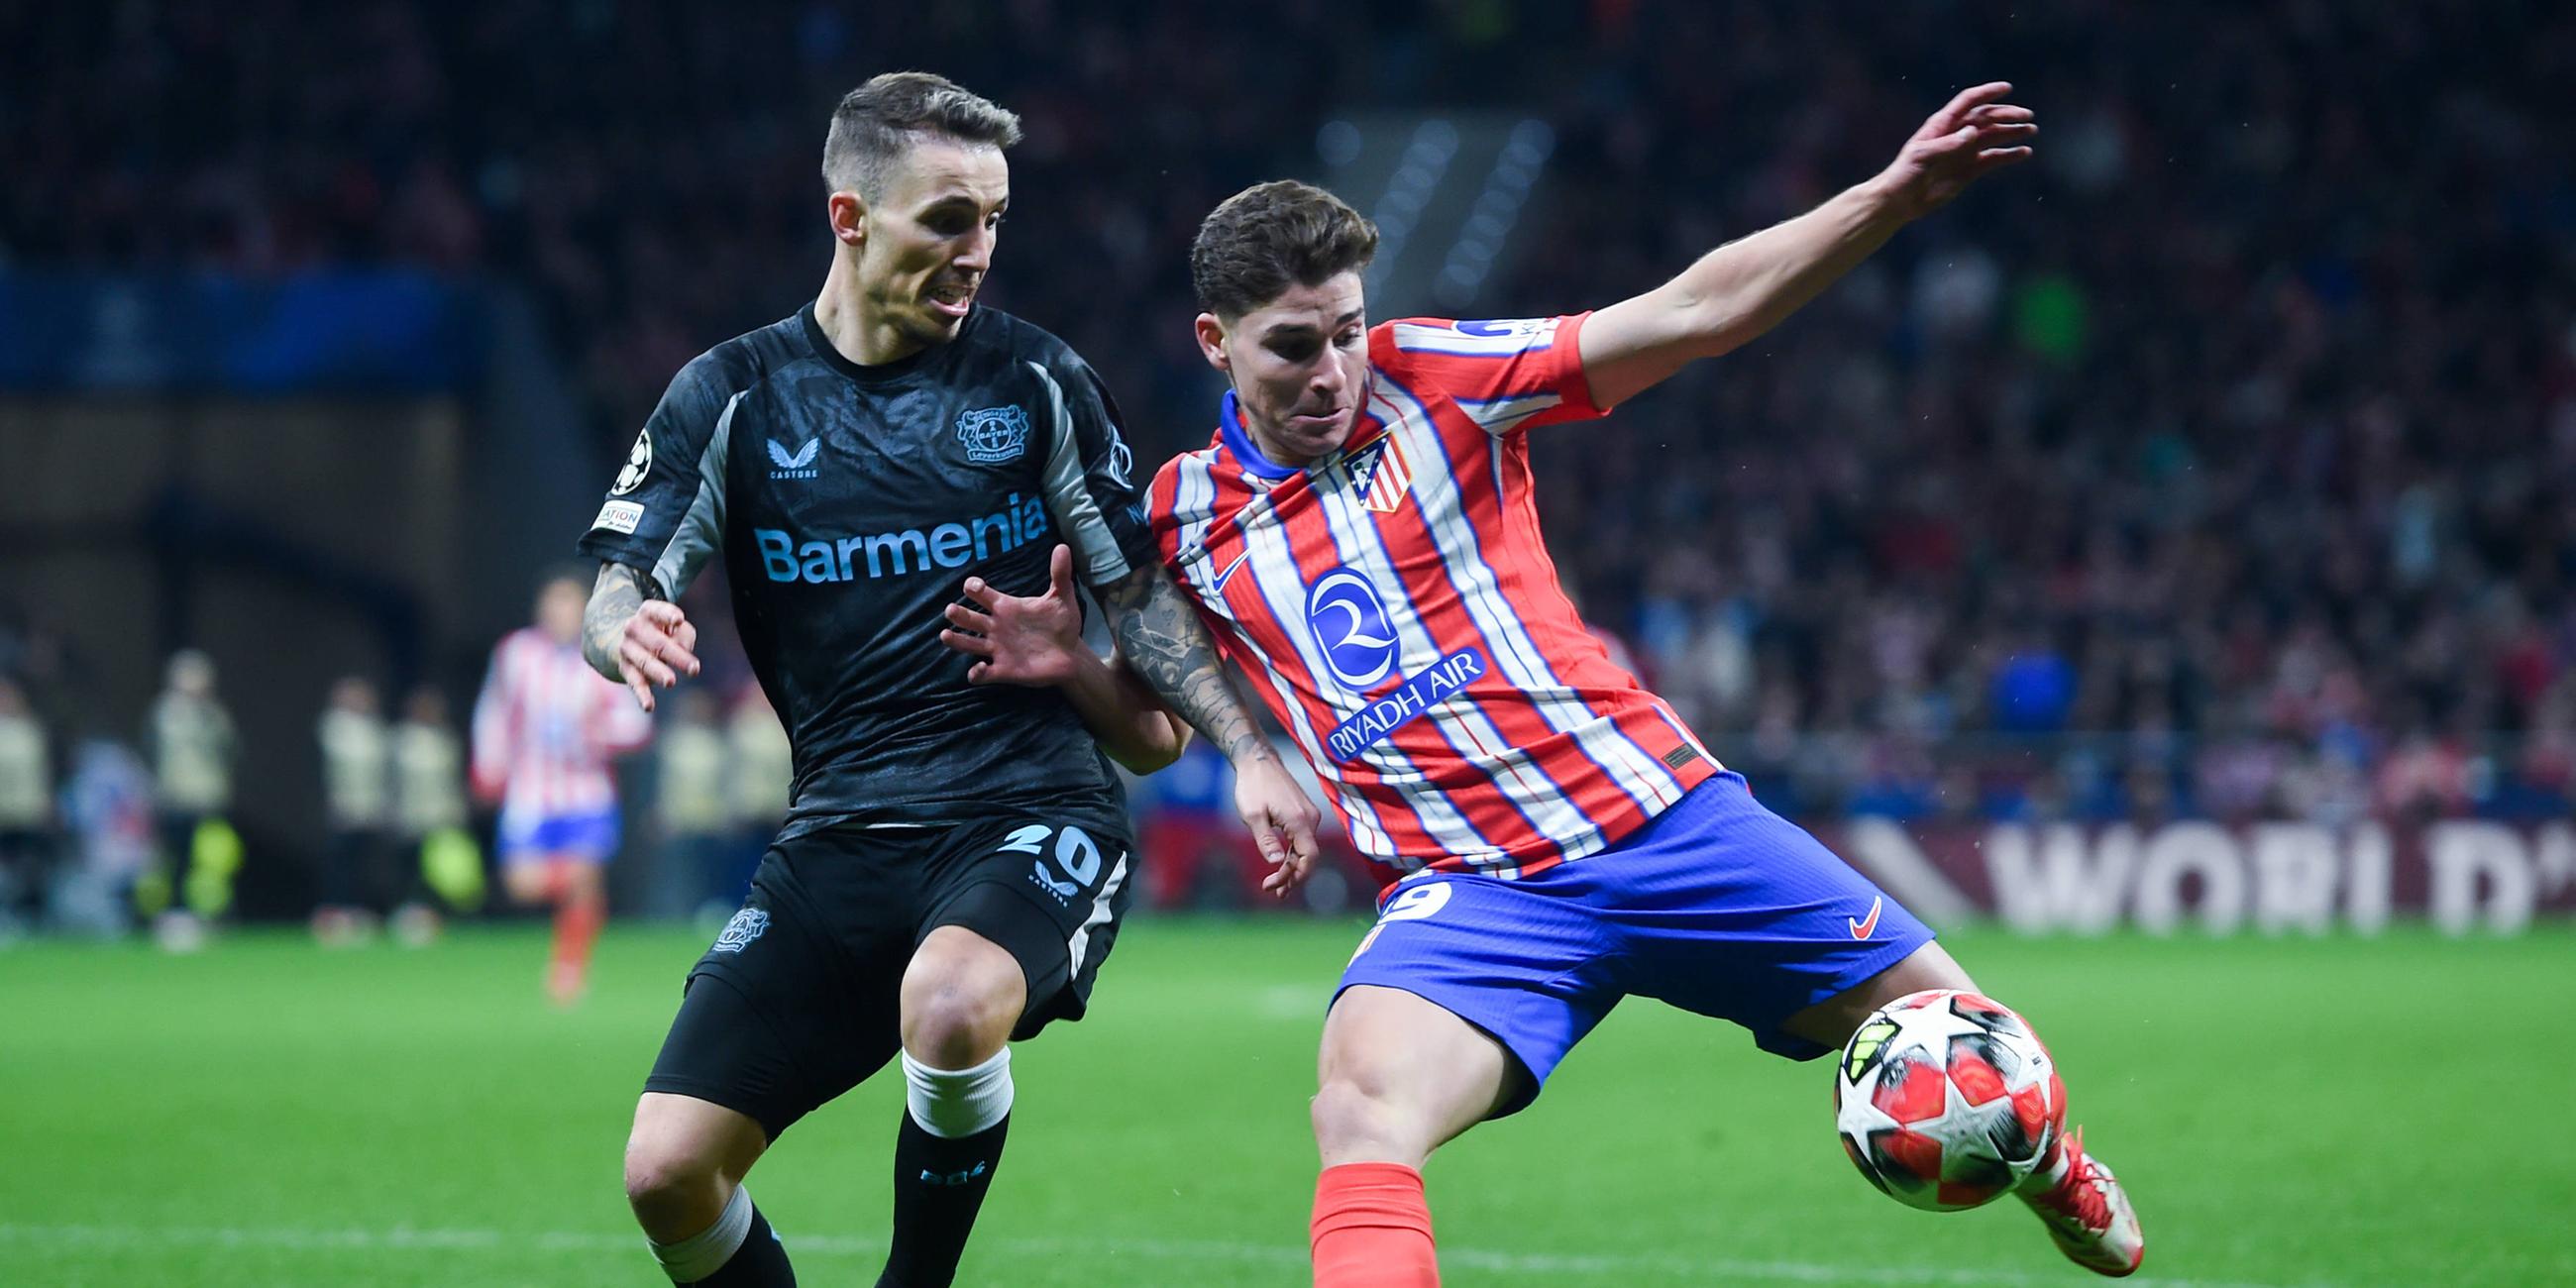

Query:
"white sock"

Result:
[[902, 1045, 1015, 1138], [647, 1183, 752, 1283]]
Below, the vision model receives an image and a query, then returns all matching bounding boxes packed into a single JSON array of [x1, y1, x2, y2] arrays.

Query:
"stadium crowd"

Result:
[[4, 0, 2570, 902]]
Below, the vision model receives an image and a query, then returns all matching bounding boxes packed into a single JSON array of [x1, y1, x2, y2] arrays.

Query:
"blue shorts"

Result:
[[497, 807, 621, 866], [1335, 772, 1933, 1117]]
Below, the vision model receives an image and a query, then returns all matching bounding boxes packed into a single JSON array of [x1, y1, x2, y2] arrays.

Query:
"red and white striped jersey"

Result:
[[1148, 313, 1719, 879], [470, 627, 653, 818]]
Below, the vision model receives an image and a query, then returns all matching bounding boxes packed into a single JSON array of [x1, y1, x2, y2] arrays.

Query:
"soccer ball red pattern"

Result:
[[1833, 989, 2065, 1212]]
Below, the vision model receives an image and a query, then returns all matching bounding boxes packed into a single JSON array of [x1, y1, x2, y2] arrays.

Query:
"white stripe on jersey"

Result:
[[1167, 453, 1399, 860], [653, 387, 748, 599], [1387, 318, 1563, 358], [1166, 447, 1227, 584], [1231, 484, 1495, 863], [1310, 444, 1603, 860], [1368, 376, 1687, 817], [1030, 362, 1135, 586], [1450, 389, 1566, 438]]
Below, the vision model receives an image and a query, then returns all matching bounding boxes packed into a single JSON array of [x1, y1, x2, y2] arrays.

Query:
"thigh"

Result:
[[1778, 938, 1977, 1052], [1594, 774, 1938, 1060], [1334, 871, 1618, 1119], [915, 798, 1137, 1041], [628, 1090, 770, 1182], [644, 833, 910, 1140], [1316, 984, 1518, 1166]]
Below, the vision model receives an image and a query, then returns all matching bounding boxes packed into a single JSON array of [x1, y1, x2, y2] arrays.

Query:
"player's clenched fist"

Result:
[[614, 599, 699, 712]]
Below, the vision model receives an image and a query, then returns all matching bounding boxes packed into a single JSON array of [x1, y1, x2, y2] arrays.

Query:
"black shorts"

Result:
[[642, 795, 1135, 1140]]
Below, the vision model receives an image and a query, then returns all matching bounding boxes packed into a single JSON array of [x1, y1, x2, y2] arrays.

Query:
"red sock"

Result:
[[550, 896, 601, 977], [1311, 1162, 1437, 1288]]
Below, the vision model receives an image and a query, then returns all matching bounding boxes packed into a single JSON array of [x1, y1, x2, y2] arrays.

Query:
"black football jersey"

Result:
[[578, 303, 1155, 834]]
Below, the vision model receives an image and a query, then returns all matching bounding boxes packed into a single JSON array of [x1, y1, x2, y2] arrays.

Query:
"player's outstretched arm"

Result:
[[1094, 563, 1324, 898], [581, 561, 700, 713], [1579, 81, 2036, 409], [942, 544, 1194, 774]]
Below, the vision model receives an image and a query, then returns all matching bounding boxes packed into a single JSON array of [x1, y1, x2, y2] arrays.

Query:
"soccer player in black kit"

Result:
[[576, 73, 1323, 1287]]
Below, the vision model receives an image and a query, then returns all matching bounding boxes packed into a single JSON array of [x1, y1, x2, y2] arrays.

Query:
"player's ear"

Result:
[[827, 190, 868, 248], [1194, 312, 1231, 373]]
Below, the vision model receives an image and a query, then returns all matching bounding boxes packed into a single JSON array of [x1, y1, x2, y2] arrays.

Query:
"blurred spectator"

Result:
[[0, 679, 54, 935], [147, 649, 238, 949], [724, 686, 794, 910], [655, 688, 734, 923], [390, 685, 471, 941], [314, 676, 390, 945], [57, 741, 157, 937], [1132, 737, 1255, 911], [6, 2, 2571, 831]]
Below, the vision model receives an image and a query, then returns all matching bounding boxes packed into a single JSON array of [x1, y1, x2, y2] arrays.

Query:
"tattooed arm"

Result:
[[1094, 562, 1323, 895], [583, 562, 699, 712], [1094, 564, 1264, 761]]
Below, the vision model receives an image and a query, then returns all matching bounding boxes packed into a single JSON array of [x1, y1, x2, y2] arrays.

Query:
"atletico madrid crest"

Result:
[[1347, 435, 1414, 514]]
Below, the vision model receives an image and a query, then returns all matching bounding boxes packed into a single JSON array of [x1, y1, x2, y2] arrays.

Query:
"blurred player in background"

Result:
[[957, 83, 2145, 1283], [146, 648, 237, 950], [578, 72, 1317, 1288], [473, 569, 653, 1004], [314, 676, 391, 945], [390, 684, 470, 944], [0, 678, 53, 936]]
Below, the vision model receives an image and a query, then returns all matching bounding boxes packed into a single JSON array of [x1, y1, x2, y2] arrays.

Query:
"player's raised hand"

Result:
[[1877, 81, 2036, 219], [616, 600, 699, 712], [941, 544, 1087, 686], [1234, 752, 1323, 900]]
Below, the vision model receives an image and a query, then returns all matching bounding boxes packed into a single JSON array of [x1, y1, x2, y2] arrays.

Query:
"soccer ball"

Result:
[[1833, 989, 2065, 1212]]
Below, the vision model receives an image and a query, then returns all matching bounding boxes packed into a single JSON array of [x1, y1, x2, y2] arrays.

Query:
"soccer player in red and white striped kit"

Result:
[[952, 83, 2144, 1282], [472, 569, 653, 1004]]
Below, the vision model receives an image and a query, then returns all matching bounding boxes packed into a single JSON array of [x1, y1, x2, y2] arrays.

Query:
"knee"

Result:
[[623, 1132, 721, 1229], [501, 866, 547, 906], [901, 934, 1025, 1067], [1311, 1076, 1417, 1160], [902, 977, 1019, 1068]]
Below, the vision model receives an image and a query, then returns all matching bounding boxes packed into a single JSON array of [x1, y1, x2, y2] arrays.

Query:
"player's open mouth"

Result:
[[925, 283, 976, 318]]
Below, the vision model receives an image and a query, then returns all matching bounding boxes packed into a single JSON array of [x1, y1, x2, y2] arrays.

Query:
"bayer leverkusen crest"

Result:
[[955, 405, 1031, 464]]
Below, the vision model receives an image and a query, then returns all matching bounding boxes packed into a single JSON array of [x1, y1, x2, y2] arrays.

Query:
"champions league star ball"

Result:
[[1833, 989, 2065, 1212]]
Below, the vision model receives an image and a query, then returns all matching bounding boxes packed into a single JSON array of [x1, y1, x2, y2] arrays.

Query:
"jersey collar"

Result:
[[1217, 390, 1302, 482], [801, 301, 952, 384], [1219, 389, 1390, 483]]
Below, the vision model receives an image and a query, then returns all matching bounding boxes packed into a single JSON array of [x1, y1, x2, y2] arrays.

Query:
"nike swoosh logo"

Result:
[[1848, 895, 1883, 940], [1212, 550, 1252, 590]]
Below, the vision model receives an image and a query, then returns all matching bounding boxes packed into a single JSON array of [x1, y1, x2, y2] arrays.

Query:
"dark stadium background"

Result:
[[7, 1, 2570, 929]]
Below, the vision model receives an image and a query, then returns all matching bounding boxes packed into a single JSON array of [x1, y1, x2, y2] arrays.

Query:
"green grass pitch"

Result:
[[4, 917, 2569, 1286]]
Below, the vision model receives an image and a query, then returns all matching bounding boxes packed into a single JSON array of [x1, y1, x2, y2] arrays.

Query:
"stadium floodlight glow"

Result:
[[1317, 120, 1362, 167]]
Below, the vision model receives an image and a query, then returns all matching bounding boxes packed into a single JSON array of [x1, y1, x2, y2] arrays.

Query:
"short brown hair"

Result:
[[822, 72, 1022, 200], [1191, 180, 1379, 319]]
